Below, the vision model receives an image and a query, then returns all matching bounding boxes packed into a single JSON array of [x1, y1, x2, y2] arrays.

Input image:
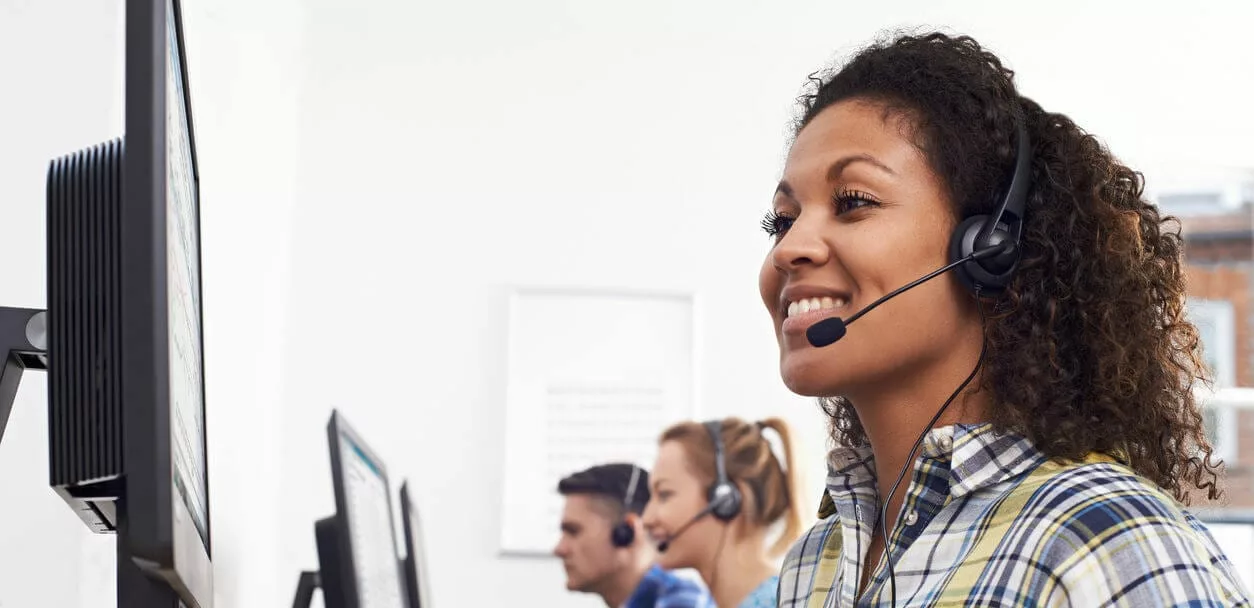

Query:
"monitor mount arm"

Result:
[[291, 570, 321, 608], [0, 307, 48, 446]]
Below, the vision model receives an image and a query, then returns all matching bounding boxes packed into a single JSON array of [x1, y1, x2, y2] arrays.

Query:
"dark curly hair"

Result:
[[796, 31, 1222, 503]]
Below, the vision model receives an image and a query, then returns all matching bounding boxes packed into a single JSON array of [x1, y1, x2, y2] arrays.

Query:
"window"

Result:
[[1159, 192, 1226, 216], [1197, 387, 1240, 464], [1189, 298, 1236, 386], [1187, 298, 1238, 462]]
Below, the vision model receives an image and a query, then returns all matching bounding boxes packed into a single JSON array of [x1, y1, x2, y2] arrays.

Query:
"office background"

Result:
[[1, 0, 1252, 606]]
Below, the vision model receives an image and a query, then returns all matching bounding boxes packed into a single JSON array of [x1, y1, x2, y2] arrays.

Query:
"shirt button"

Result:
[[939, 435, 953, 451], [904, 510, 918, 526]]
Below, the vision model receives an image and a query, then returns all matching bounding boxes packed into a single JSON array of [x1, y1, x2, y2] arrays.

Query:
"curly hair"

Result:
[[795, 31, 1222, 503]]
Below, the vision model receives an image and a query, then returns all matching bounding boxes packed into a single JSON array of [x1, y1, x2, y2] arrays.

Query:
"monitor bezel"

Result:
[[120, 0, 212, 605], [327, 409, 405, 608]]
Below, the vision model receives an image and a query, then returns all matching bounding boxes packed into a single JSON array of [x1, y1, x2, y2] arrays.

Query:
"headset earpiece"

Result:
[[610, 518, 635, 548], [611, 465, 642, 548], [708, 482, 742, 522], [703, 421, 743, 522], [949, 119, 1032, 295], [949, 215, 1019, 293]]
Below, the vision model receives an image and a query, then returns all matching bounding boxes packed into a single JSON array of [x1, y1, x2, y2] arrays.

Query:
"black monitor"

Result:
[[38, 0, 212, 605], [122, 0, 212, 602], [399, 481, 433, 608], [322, 410, 406, 608]]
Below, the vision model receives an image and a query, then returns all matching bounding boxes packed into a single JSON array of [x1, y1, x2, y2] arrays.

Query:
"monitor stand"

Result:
[[313, 515, 349, 608], [291, 571, 321, 608], [117, 511, 185, 608], [0, 307, 47, 446], [2, 306, 191, 607]]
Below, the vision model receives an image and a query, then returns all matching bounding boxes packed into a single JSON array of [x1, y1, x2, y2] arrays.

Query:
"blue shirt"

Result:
[[624, 565, 715, 608], [739, 575, 779, 608]]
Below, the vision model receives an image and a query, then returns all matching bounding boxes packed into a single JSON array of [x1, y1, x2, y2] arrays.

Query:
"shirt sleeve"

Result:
[[1035, 494, 1252, 607], [777, 516, 842, 608]]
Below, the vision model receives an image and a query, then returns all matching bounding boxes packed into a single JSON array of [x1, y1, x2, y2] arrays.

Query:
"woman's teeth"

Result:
[[787, 296, 847, 317]]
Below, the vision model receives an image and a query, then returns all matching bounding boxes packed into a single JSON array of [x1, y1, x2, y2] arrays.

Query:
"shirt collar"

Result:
[[624, 565, 665, 608], [817, 422, 1045, 518]]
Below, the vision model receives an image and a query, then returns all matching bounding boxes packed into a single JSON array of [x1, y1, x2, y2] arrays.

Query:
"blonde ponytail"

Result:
[[759, 417, 804, 556]]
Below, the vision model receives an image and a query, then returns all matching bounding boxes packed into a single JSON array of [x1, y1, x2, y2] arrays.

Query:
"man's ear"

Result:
[[623, 512, 641, 528], [619, 512, 646, 551]]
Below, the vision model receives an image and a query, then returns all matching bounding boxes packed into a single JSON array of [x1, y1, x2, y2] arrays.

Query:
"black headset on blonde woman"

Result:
[[656, 420, 767, 553]]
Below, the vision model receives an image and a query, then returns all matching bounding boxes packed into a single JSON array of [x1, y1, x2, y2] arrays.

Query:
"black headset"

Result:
[[703, 420, 743, 521], [879, 117, 1033, 608], [947, 119, 1033, 294], [610, 464, 643, 548]]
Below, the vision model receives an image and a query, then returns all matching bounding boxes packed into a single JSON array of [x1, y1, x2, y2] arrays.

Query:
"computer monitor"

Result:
[[325, 410, 406, 608], [40, 0, 212, 605], [120, 0, 212, 602], [399, 481, 434, 608]]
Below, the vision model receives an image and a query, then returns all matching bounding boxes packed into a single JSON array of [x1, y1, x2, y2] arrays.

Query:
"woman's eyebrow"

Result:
[[774, 154, 897, 199]]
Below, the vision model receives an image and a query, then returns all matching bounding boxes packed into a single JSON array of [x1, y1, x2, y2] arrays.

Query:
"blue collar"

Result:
[[624, 564, 670, 608]]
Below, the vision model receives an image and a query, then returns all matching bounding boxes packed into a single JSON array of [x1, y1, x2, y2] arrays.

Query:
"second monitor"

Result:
[[319, 410, 406, 608]]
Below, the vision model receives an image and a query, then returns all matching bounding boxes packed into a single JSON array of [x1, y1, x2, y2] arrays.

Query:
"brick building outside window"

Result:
[[1156, 171, 1254, 518]]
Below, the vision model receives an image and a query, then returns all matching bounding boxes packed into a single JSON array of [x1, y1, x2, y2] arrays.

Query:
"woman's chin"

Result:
[[780, 356, 845, 397], [655, 549, 684, 570]]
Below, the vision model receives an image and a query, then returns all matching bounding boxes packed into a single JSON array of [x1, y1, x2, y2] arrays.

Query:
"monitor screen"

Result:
[[338, 429, 405, 608], [164, 0, 208, 551]]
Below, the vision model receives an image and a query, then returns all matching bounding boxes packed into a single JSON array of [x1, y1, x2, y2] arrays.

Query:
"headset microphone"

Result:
[[806, 117, 1031, 353], [656, 502, 716, 553], [805, 242, 1012, 348]]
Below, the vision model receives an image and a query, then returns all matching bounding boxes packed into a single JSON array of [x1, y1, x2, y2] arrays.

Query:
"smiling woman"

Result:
[[762, 31, 1253, 607]]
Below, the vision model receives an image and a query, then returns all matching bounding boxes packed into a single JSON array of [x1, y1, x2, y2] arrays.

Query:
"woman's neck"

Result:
[[848, 337, 991, 535], [697, 531, 777, 608]]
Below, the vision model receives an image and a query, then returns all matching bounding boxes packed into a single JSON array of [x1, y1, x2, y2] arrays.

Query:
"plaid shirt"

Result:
[[778, 422, 1252, 607]]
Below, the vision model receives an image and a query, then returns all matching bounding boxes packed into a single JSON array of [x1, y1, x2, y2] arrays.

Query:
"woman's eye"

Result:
[[833, 188, 883, 215], [761, 210, 795, 239]]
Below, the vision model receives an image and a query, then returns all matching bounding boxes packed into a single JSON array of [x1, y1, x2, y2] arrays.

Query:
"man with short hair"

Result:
[[554, 463, 713, 608]]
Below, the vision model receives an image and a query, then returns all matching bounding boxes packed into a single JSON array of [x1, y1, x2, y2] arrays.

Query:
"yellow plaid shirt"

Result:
[[777, 423, 1251, 607]]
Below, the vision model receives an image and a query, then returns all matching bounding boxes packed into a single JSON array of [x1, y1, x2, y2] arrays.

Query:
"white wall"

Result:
[[184, 0, 304, 605], [3, 1, 1254, 608]]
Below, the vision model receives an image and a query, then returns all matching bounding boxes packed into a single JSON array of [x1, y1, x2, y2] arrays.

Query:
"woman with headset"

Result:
[[642, 417, 802, 608], [763, 32, 1251, 606]]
